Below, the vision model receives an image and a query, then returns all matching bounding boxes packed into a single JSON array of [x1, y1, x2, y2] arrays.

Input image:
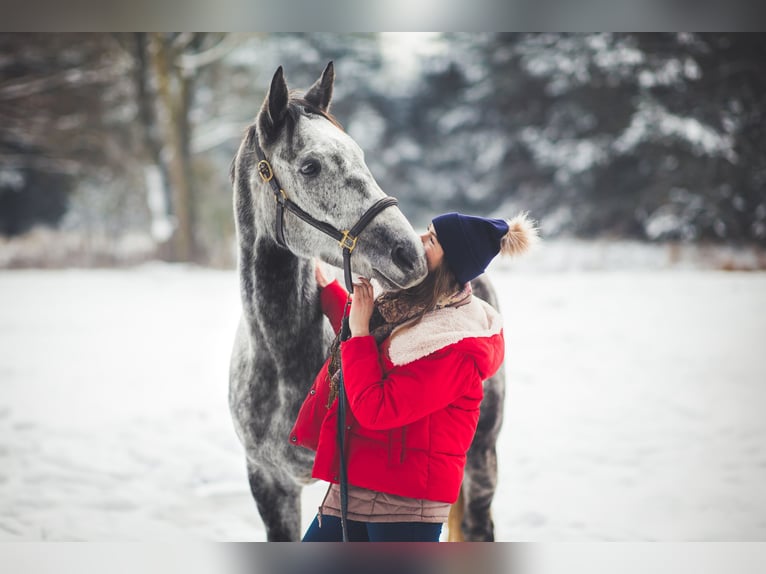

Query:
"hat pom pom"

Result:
[[500, 212, 540, 257]]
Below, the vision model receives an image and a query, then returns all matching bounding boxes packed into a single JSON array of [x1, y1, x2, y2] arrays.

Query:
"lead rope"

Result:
[[337, 296, 352, 542], [332, 200, 398, 543]]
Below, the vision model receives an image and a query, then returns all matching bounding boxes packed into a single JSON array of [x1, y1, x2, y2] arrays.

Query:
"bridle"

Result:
[[254, 137, 398, 294], [255, 135, 399, 542]]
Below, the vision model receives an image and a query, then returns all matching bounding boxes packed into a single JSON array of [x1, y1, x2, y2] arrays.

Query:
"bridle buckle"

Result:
[[257, 160, 274, 183], [338, 230, 358, 252]]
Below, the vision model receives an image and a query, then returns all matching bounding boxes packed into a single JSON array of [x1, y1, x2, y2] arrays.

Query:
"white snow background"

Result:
[[1, 243, 765, 541]]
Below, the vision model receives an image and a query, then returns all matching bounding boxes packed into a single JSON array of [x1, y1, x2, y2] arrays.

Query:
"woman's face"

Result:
[[421, 224, 445, 272]]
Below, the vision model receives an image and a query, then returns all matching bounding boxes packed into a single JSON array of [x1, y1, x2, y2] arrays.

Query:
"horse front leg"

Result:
[[247, 461, 302, 541]]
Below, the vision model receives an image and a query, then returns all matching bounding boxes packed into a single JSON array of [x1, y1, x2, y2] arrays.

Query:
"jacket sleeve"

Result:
[[289, 359, 332, 452], [340, 335, 478, 430], [320, 279, 350, 335]]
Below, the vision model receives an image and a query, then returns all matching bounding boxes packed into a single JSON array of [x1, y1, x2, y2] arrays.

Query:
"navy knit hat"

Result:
[[431, 212, 538, 285]]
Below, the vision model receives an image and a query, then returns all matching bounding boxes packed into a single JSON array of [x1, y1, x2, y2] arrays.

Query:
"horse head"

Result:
[[234, 62, 427, 291]]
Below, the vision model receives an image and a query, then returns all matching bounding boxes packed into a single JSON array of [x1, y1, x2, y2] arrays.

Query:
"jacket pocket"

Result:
[[386, 427, 408, 466]]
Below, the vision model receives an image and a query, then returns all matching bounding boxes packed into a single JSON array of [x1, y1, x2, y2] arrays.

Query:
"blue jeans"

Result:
[[302, 514, 442, 542]]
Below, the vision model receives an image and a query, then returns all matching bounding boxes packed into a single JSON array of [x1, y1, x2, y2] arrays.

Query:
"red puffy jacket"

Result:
[[289, 280, 504, 503]]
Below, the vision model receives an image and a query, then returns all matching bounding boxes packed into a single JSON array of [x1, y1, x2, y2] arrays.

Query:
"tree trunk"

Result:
[[151, 33, 195, 262], [133, 33, 174, 260]]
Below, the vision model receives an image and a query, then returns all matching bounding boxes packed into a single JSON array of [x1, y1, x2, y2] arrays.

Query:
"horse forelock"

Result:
[[285, 98, 343, 155], [260, 95, 344, 150], [288, 96, 344, 132]]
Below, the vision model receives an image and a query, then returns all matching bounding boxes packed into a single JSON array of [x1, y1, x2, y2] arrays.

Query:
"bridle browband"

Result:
[[254, 136, 398, 294]]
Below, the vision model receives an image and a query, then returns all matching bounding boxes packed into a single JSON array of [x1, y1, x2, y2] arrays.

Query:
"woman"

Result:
[[290, 211, 538, 542]]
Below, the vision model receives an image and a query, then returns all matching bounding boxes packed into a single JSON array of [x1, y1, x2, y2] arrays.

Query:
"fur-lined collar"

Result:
[[387, 297, 502, 366]]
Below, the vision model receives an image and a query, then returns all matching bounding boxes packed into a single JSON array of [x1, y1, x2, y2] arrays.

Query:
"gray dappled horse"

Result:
[[229, 63, 505, 541]]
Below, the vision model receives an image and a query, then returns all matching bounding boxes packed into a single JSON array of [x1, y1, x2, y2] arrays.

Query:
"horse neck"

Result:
[[233, 143, 321, 347], [241, 231, 321, 345]]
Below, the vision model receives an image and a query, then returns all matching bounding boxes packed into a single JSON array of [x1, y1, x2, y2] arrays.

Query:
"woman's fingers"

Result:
[[349, 277, 374, 337], [353, 277, 373, 297], [314, 258, 331, 288]]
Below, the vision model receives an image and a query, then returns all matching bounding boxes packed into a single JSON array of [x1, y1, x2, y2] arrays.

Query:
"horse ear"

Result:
[[258, 66, 289, 144], [304, 61, 334, 112]]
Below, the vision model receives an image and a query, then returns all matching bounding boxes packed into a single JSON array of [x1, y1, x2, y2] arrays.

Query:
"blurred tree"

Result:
[[2, 33, 764, 267], [0, 33, 135, 236], [386, 33, 766, 245], [591, 33, 766, 243], [677, 33, 766, 243], [133, 32, 237, 262], [0, 33, 240, 263]]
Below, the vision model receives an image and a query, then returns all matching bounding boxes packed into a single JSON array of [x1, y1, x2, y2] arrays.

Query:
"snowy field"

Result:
[[1, 261, 765, 541]]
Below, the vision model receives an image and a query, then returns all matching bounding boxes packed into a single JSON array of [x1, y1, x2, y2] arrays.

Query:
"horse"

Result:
[[229, 62, 505, 541]]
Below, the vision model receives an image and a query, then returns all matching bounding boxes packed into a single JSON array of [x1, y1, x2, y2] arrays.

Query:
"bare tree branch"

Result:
[[177, 33, 242, 75], [0, 153, 82, 175], [0, 64, 127, 101], [171, 32, 196, 52]]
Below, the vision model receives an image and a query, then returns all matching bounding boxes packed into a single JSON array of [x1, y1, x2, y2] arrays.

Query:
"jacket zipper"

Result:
[[400, 427, 407, 463]]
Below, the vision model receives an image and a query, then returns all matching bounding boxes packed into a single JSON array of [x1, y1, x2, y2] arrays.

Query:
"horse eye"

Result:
[[299, 159, 321, 177]]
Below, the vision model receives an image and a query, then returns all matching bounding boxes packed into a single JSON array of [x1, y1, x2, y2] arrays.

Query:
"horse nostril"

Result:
[[392, 244, 417, 271]]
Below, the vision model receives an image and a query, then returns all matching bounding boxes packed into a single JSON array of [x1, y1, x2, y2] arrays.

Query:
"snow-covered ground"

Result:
[[1, 261, 765, 541]]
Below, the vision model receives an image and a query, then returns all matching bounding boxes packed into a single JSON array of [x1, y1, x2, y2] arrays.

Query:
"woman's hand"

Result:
[[349, 277, 374, 337], [314, 258, 332, 289]]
